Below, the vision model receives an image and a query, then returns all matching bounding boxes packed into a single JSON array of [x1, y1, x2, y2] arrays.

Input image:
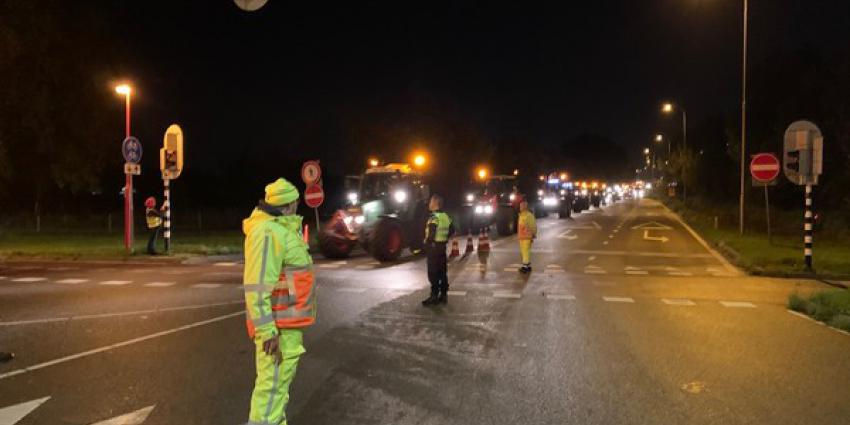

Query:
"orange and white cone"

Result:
[[464, 231, 475, 254], [449, 238, 460, 258], [478, 228, 490, 253]]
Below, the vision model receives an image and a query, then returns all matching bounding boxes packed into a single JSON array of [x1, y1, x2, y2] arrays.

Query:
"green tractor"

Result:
[[318, 163, 430, 262]]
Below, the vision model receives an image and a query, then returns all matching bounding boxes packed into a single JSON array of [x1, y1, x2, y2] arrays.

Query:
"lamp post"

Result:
[[739, 0, 749, 235], [115, 84, 133, 254], [662, 102, 688, 200]]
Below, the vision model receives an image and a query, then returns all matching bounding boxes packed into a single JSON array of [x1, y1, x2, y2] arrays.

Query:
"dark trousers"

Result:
[[426, 242, 448, 295], [147, 226, 161, 255]]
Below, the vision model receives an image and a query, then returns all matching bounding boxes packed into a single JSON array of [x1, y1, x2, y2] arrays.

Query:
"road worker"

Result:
[[422, 194, 454, 306], [243, 178, 316, 425], [518, 200, 537, 273], [144, 197, 164, 255]]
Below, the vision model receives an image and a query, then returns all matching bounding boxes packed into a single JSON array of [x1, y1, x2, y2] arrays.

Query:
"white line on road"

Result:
[[545, 294, 576, 300], [503, 267, 519, 272], [0, 310, 243, 380], [567, 250, 714, 258], [662, 298, 696, 306], [336, 287, 368, 293], [10, 277, 46, 282], [625, 270, 649, 275], [657, 201, 740, 275], [668, 271, 693, 276], [719, 301, 757, 308], [603, 296, 635, 303], [99, 280, 132, 286], [89, 405, 155, 425], [493, 292, 522, 299], [144, 281, 176, 287], [55, 279, 89, 284], [602, 241, 609, 245], [447, 290, 468, 296], [0, 396, 50, 425], [354, 265, 375, 270], [0, 300, 244, 327], [191, 283, 223, 289], [213, 262, 238, 267], [318, 264, 341, 269]]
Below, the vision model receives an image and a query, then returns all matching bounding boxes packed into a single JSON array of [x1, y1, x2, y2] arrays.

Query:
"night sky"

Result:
[[17, 0, 849, 209]]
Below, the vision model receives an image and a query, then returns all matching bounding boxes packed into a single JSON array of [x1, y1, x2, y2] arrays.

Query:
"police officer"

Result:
[[422, 194, 454, 306]]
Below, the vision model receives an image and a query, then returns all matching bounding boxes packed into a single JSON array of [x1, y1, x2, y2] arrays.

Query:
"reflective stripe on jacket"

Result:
[[426, 211, 452, 243], [518, 211, 537, 240], [146, 208, 162, 229], [242, 209, 316, 339]]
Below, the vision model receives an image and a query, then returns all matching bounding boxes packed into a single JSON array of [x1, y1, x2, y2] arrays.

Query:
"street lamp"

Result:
[[739, 0, 749, 235], [114, 83, 133, 254], [662, 101, 689, 199], [643, 147, 650, 155]]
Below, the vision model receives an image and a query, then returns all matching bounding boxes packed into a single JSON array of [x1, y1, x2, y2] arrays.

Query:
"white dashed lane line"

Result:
[[336, 287, 368, 293], [55, 279, 89, 284], [191, 283, 223, 289], [493, 292, 522, 299], [545, 294, 576, 300], [603, 296, 635, 303], [662, 298, 696, 306], [144, 282, 177, 287], [99, 280, 132, 286], [447, 290, 468, 297], [719, 301, 757, 308], [10, 277, 47, 282], [213, 262, 238, 267]]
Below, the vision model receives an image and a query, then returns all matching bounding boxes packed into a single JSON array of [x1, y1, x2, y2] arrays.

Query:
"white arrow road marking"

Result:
[[643, 230, 669, 243], [89, 405, 155, 425], [631, 221, 673, 230], [0, 397, 50, 425], [557, 229, 578, 240]]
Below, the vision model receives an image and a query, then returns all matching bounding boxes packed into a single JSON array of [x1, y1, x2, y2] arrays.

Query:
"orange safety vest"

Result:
[[245, 265, 317, 337]]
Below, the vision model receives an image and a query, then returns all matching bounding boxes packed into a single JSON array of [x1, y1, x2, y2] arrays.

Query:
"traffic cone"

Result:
[[464, 231, 475, 254], [478, 228, 490, 253], [303, 224, 309, 244], [449, 238, 460, 258]]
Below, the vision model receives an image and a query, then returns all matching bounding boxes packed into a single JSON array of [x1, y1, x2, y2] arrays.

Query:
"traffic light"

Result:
[[785, 150, 800, 172], [785, 149, 812, 176]]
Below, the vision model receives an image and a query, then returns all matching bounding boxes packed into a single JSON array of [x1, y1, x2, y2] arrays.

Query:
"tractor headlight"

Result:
[[484, 205, 493, 214], [466, 194, 474, 202], [509, 193, 516, 201], [560, 189, 566, 195], [543, 197, 558, 206], [347, 192, 358, 204], [474, 205, 484, 214], [581, 189, 588, 196], [343, 216, 353, 225], [537, 190, 544, 196], [354, 215, 365, 225], [394, 190, 407, 203]]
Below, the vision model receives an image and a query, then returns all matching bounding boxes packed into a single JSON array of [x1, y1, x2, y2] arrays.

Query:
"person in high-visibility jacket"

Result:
[[242, 178, 316, 425], [422, 194, 454, 306], [144, 197, 164, 255], [517, 200, 537, 273]]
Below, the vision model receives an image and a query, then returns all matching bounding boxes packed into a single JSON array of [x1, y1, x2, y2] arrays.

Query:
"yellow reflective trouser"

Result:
[[249, 329, 305, 425], [519, 240, 532, 265]]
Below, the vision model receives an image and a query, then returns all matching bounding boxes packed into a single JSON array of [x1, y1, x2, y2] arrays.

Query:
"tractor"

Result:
[[461, 174, 520, 236], [318, 163, 430, 262]]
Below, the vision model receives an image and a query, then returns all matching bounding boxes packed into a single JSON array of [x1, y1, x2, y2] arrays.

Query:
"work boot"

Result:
[[520, 264, 532, 273], [422, 292, 440, 306], [438, 291, 448, 304]]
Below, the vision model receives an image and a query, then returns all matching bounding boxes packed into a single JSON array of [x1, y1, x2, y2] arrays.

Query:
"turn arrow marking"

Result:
[[89, 405, 155, 425], [557, 229, 578, 240], [0, 397, 50, 425], [643, 230, 669, 243]]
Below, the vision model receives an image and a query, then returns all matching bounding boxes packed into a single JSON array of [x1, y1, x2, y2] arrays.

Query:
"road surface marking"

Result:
[[493, 292, 522, 299], [503, 267, 519, 272], [48, 267, 77, 271], [337, 287, 367, 293], [602, 241, 609, 245], [163, 270, 194, 275], [565, 221, 601, 229], [144, 281, 176, 287], [447, 290, 468, 296], [625, 270, 649, 275], [584, 265, 606, 275], [0, 276, 6, 280], [213, 262, 237, 267], [662, 298, 696, 306], [318, 264, 341, 269], [567, 250, 714, 258], [631, 221, 672, 230], [0, 310, 243, 380], [608, 235, 614, 239], [656, 201, 740, 275], [558, 229, 578, 240], [0, 301, 245, 327], [192, 283, 222, 289], [668, 271, 693, 276], [89, 405, 155, 425], [642, 230, 669, 243], [588, 256, 596, 261], [354, 265, 375, 270], [545, 294, 576, 300], [0, 396, 50, 425], [10, 277, 46, 282], [612, 229, 619, 233], [99, 280, 132, 286], [719, 301, 757, 308], [603, 296, 634, 303], [55, 278, 89, 284]]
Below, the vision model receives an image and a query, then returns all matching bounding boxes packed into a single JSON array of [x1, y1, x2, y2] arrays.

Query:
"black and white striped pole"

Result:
[[804, 184, 813, 271], [164, 178, 171, 254]]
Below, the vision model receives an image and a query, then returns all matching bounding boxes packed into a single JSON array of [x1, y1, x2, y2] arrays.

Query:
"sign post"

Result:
[[783, 120, 824, 271], [121, 136, 142, 254], [750, 152, 780, 244], [302, 160, 323, 236], [160, 124, 184, 254]]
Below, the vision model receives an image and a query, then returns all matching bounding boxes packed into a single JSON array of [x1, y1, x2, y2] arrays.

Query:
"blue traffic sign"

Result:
[[122, 136, 142, 163]]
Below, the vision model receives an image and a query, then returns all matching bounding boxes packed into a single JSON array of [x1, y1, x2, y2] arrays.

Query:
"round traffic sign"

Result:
[[304, 184, 324, 208], [750, 153, 780, 183], [233, 0, 268, 11], [301, 160, 321, 185], [122, 137, 142, 164]]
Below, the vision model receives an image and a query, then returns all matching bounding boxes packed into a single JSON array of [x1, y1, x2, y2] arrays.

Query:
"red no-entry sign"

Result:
[[304, 184, 324, 208], [750, 153, 781, 183]]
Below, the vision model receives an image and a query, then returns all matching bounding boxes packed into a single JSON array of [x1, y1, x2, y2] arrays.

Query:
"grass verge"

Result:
[[659, 196, 850, 277], [788, 290, 850, 332]]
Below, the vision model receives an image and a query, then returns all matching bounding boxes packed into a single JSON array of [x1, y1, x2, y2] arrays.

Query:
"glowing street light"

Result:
[[413, 153, 427, 167], [655, 134, 663, 143], [643, 147, 650, 155], [368, 158, 379, 167], [513, 169, 519, 176], [477, 167, 489, 180]]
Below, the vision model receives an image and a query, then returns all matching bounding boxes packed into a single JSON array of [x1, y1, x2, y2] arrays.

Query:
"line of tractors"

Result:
[[317, 156, 627, 263]]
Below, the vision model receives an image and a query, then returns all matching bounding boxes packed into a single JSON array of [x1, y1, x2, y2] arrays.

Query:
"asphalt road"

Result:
[[1, 198, 848, 425]]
